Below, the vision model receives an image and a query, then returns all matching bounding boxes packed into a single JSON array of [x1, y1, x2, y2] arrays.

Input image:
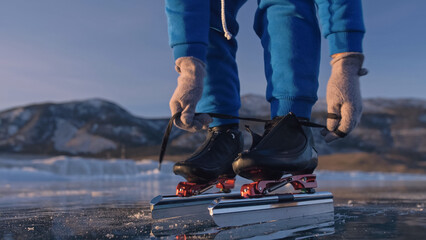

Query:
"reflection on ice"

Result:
[[0, 155, 425, 239], [152, 212, 335, 239], [1, 155, 425, 210]]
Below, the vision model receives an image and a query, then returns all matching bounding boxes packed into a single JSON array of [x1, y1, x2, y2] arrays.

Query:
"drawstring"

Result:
[[157, 112, 326, 170], [221, 0, 232, 40]]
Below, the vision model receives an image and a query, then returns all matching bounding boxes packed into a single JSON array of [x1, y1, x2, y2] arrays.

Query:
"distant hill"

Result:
[[0, 99, 174, 157], [0, 95, 425, 173]]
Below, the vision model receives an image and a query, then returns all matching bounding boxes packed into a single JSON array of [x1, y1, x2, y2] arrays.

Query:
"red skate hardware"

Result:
[[240, 174, 317, 198], [176, 177, 235, 197]]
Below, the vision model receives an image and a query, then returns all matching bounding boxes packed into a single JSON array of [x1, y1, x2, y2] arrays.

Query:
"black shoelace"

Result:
[[158, 112, 326, 170]]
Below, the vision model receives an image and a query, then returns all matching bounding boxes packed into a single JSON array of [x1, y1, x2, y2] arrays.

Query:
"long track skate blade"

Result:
[[150, 192, 241, 220], [208, 191, 334, 227]]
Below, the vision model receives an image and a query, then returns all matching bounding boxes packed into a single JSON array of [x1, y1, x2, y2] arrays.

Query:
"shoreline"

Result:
[[1, 152, 425, 175]]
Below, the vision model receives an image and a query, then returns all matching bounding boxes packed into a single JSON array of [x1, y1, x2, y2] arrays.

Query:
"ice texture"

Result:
[[1, 156, 425, 183]]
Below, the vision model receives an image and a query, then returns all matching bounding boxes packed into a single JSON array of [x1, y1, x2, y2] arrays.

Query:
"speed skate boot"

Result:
[[233, 113, 318, 197], [173, 124, 243, 196]]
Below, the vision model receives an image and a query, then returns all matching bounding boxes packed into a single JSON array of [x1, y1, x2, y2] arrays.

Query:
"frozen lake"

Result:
[[1, 156, 425, 239]]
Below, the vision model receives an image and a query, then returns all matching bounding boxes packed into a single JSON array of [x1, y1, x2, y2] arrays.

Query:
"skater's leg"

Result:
[[233, 0, 321, 181], [254, 0, 321, 119], [196, 0, 247, 127], [174, 0, 247, 183]]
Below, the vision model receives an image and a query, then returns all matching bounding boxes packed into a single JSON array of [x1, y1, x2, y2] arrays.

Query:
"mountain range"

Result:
[[0, 95, 425, 173]]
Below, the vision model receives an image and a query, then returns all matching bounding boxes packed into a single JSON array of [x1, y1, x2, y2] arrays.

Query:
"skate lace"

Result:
[[158, 112, 326, 170]]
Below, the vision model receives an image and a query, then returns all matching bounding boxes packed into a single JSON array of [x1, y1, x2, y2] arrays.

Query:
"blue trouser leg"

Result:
[[254, 0, 321, 119], [196, 0, 247, 127]]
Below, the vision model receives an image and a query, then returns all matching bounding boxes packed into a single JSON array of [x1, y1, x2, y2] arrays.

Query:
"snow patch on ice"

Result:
[[0, 156, 176, 182], [16, 189, 91, 198]]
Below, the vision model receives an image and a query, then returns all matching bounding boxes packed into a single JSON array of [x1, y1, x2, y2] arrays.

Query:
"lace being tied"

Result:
[[157, 113, 326, 170]]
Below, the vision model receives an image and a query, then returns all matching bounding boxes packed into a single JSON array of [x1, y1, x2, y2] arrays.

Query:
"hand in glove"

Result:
[[169, 57, 212, 132], [321, 52, 368, 143]]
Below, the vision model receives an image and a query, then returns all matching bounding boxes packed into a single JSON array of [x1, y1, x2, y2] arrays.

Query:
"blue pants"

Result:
[[196, 0, 321, 127]]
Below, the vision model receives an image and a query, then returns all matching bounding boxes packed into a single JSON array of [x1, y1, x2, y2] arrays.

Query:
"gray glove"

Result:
[[169, 57, 212, 132], [321, 52, 368, 143]]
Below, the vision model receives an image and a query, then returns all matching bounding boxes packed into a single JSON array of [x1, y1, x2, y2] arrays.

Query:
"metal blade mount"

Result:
[[208, 191, 334, 227]]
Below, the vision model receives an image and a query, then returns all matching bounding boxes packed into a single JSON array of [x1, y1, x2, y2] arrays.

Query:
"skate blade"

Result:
[[209, 191, 334, 227], [150, 192, 241, 220]]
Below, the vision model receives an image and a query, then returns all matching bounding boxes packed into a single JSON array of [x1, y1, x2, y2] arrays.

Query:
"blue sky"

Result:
[[0, 0, 424, 117]]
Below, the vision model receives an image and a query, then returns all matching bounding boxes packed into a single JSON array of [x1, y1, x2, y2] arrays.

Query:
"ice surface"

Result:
[[1, 155, 425, 239], [0, 156, 182, 210], [1, 155, 425, 210], [1, 156, 425, 183], [0, 156, 178, 182]]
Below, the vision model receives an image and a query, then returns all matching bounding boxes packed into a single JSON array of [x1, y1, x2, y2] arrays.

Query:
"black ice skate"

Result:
[[152, 113, 332, 222], [233, 113, 319, 197], [173, 124, 243, 196]]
